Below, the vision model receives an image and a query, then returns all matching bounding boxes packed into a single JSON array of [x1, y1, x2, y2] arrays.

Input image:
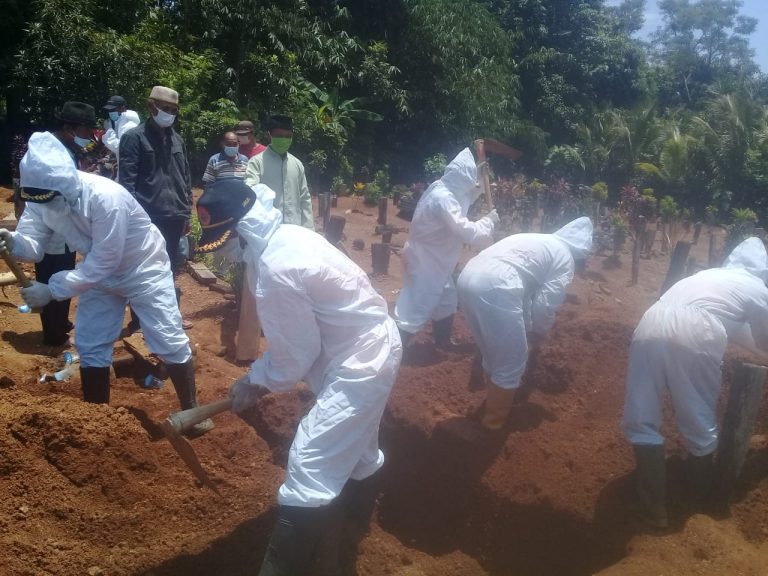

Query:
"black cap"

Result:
[[103, 95, 127, 111], [266, 113, 293, 131], [55, 102, 98, 128], [195, 179, 258, 253], [234, 120, 255, 135]]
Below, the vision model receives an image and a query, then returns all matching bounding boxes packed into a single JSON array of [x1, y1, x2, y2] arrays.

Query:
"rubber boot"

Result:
[[432, 314, 454, 348], [80, 366, 111, 404], [687, 452, 715, 512], [480, 376, 517, 430], [166, 360, 214, 437], [258, 505, 332, 576], [632, 444, 668, 529], [336, 472, 380, 575]]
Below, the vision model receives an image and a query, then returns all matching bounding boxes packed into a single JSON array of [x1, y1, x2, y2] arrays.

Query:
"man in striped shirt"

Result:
[[202, 131, 249, 187]]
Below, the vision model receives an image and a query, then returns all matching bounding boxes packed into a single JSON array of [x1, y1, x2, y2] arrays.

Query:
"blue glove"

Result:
[[21, 281, 53, 308], [229, 374, 268, 414]]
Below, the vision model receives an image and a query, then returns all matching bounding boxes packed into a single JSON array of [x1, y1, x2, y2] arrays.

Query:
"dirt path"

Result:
[[3, 189, 768, 575]]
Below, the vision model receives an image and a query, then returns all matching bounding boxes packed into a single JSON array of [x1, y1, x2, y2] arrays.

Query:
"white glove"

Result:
[[229, 374, 268, 414], [21, 281, 53, 308], [0, 228, 13, 253], [486, 209, 500, 226]]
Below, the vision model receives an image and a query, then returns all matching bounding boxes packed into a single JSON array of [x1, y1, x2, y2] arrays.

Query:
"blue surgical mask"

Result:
[[74, 135, 92, 149], [109, 111, 120, 122], [224, 146, 239, 158]]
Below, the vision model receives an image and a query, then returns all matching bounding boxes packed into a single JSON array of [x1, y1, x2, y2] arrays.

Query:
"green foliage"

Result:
[[705, 203, 720, 225], [423, 153, 448, 181], [363, 181, 383, 205], [591, 182, 609, 202], [372, 168, 390, 196], [2, 0, 765, 203], [659, 195, 679, 221], [726, 207, 758, 251], [183, 98, 241, 153]]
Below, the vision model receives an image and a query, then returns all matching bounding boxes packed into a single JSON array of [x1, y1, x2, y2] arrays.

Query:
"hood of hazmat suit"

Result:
[[240, 205, 402, 508], [552, 216, 593, 260], [235, 184, 283, 267], [722, 237, 768, 281], [394, 147, 496, 333], [13, 131, 169, 300]]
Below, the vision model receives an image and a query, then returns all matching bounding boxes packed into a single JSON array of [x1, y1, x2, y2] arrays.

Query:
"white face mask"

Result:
[[153, 108, 176, 128]]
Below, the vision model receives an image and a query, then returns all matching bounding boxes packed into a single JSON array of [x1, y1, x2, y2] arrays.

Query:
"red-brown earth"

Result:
[[2, 188, 768, 575]]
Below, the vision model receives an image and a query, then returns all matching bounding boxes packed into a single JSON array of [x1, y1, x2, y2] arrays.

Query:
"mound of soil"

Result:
[[3, 188, 768, 575]]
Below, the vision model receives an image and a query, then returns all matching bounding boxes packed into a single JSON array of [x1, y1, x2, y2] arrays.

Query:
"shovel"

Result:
[[160, 398, 233, 494]]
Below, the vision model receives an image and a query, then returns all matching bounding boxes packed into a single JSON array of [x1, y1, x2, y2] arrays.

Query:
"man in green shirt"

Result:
[[244, 114, 314, 230]]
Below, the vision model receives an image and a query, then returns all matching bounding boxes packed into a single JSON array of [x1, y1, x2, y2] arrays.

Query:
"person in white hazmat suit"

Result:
[[457, 217, 593, 430], [621, 236, 768, 528], [194, 178, 402, 575], [394, 148, 499, 349], [0, 132, 212, 435]]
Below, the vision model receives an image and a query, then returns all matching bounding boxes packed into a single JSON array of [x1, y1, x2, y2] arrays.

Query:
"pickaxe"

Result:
[[473, 138, 523, 210], [160, 397, 233, 494]]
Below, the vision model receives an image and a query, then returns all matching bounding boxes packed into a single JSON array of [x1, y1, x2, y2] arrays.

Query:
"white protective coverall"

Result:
[[102, 110, 140, 159], [236, 188, 402, 507], [394, 148, 496, 334], [12, 131, 190, 368], [457, 217, 593, 389], [621, 237, 768, 456]]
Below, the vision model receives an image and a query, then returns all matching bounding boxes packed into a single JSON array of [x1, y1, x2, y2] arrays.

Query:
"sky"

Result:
[[606, 0, 768, 72]]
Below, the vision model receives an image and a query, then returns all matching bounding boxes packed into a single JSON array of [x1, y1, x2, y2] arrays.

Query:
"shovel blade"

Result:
[[160, 419, 220, 494]]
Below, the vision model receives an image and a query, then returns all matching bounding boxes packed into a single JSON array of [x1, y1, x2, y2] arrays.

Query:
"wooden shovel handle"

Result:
[[0, 248, 32, 288], [474, 139, 494, 211]]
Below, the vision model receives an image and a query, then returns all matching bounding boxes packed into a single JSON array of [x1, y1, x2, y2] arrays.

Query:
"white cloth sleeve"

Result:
[[247, 282, 322, 393], [11, 208, 52, 263], [530, 268, 573, 336], [438, 196, 495, 246], [47, 200, 126, 300], [102, 129, 120, 155]]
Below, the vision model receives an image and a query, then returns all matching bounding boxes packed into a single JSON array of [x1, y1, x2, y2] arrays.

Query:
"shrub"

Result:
[[725, 207, 758, 252], [659, 196, 679, 222], [423, 153, 448, 181], [591, 181, 608, 202]]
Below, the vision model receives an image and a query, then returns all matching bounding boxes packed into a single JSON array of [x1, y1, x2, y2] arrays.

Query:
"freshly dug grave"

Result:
[[3, 189, 768, 575]]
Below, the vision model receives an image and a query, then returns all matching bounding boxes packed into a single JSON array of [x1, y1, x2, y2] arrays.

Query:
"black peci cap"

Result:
[[195, 179, 258, 252]]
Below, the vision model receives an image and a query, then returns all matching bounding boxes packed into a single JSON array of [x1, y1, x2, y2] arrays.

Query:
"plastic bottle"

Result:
[[142, 374, 164, 389]]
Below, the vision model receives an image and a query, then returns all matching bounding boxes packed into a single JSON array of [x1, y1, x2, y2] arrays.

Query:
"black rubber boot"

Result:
[[632, 444, 668, 529], [80, 367, 111, 404], [319, 472, 381, 576], [258, 505, 332, 576], [688, 452, 715, 512], [432, 314, 454, 348], [166, 360, 213, 437]]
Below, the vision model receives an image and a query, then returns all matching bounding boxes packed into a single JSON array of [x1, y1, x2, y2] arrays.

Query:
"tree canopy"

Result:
[[1, 0, 766, 222]]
